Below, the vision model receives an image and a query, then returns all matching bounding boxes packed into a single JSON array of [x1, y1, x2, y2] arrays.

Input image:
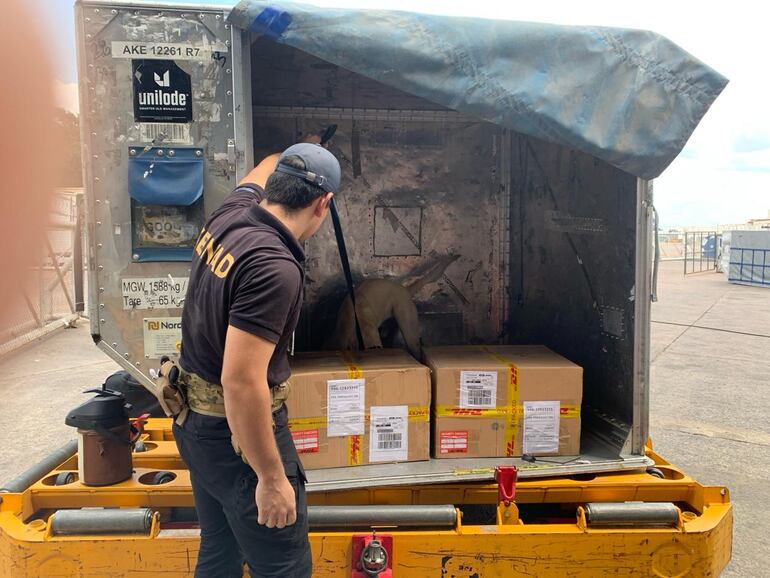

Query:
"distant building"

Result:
[[747, 210, 770, 229]]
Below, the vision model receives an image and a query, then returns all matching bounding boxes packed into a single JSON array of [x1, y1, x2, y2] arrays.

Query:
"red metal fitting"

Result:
[[351, 531, 393, 578], [495, 465, 518, 506], [129, 413, 151, 444]]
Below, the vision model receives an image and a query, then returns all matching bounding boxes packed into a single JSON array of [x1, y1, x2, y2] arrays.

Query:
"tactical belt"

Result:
[[173, 367, 292, 466], [180, 369, 291, 417], [154, 360, 292, 464]]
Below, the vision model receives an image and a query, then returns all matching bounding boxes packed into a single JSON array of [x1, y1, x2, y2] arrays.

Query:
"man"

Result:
[[173, 140, 341, 577]]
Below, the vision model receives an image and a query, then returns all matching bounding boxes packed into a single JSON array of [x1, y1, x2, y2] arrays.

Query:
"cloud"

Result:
[[734, 133, 770, 154], [54, 81, 79, 114], [722, 150, 770, 173], [655, 156, 770, 228]]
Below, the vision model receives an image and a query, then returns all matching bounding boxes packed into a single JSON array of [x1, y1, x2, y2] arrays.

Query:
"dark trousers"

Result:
[[173, 405, 312, 578]]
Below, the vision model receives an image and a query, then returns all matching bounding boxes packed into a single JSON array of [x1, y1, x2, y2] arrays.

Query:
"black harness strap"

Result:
[[329, 197, 365, 350]]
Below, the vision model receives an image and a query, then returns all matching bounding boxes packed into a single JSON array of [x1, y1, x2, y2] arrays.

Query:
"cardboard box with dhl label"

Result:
[[423, 345, 582, 458], [286, 349, 431, 469]]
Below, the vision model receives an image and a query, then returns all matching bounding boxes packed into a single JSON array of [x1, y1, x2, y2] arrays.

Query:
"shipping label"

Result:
[[523, 401, 560, 454], [113, 41, 228, 61], [369, 405, 408, 463], [138, 122, 193, 144], [459, 371, 497, 409], [327, 379, 365, 437], [143, 317, 182, 358], [439, 430, 469, 454], [122, 277, 188, 310], [291, 429, 319, 454]]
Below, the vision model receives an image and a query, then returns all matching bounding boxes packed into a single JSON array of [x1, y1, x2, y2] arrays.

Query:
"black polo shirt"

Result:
[[180, 184, 304, 387]]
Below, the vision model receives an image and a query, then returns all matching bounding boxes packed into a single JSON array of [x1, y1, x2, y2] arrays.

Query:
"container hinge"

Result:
[[227, 139, 236, 174]]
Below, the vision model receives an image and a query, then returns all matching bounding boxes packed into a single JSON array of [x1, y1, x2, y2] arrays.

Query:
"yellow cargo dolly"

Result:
[[0, 424, 731, 577], [0, 1, 732, 575]]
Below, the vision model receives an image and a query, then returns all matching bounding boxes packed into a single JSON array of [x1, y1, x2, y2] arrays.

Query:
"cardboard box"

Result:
[[287, 349, 431, 470], [423, 345, 582, 458]]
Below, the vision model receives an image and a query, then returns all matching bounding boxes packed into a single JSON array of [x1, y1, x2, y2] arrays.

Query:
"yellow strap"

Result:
[[435, 404, 581, 418], [408, 406, 430, 421], [560, 405, 581, 418], [340, 351, 364, 379], [289, 406, 431, 431], [435, 405, 509, 418], [347, 434, 363, 465], [287, 416, 328, 430], [480, 347, 520, 456]]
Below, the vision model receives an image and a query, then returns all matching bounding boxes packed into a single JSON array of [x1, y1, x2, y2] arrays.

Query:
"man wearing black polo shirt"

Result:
[[174, 141, 341, 577]]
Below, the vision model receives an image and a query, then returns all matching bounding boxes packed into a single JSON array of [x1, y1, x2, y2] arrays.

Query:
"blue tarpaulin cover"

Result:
[[229, 1, 727, 179]]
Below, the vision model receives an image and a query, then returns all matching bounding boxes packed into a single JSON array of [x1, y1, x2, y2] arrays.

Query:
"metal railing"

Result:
[[683, 231, 720, 275], [728, 247, 770, 286], [0, 190, 86, 356]]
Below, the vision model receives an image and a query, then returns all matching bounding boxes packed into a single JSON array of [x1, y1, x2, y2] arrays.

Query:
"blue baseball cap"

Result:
[[276, 143, 342, 194]]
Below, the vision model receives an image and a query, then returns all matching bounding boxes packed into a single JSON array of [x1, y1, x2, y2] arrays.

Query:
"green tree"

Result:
[[53, 108, 83, 187]]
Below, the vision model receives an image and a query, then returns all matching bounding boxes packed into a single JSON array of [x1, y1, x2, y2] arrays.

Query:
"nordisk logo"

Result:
[[147, 320, 182, 331]]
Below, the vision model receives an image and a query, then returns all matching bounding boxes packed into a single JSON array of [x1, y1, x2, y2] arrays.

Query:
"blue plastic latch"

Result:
[[250, 7, 292, 40]]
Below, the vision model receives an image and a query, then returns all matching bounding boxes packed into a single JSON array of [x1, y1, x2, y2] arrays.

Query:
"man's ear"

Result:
[[315, 192, 333, 216]]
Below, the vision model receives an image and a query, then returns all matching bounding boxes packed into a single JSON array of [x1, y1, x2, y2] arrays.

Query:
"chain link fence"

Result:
[[0, 189, 86, 356]]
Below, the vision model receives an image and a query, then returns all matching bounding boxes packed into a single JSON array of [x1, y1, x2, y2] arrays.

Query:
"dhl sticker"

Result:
[[434, 405, 581, 419], [560, 405, 581, 418], [408, 407, 430, 421], [434, 405, 508, 418], [347, 435, 363, 465], [289, 406, 431, 431]]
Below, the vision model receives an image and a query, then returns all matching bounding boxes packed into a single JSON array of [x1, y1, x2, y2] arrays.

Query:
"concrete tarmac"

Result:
[[650, 260, 769, 578], [0, 259, 766, 575]]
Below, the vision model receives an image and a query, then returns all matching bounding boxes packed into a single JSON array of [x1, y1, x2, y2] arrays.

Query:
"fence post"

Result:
[[74, 193, 85, 313]]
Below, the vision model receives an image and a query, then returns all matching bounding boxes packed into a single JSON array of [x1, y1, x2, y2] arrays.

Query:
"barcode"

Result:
[[469, 390, 492, 406], [377, 433, 402, 450], [139, 122, 192, 144]]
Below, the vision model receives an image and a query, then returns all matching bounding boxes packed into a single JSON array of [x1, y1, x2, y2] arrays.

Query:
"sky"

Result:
[[34, 0, 770, 229]]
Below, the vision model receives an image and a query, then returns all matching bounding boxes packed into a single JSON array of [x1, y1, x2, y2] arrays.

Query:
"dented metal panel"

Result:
[[248, 38, 510, 349], [77, 1, 246, 385], [506, 134, 639, 437]]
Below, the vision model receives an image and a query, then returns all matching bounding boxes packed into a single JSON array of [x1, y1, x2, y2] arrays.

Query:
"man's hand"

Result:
[[301, 124, 336, 148], [300, 133, 322, 145], [256, 475, 297, 528]]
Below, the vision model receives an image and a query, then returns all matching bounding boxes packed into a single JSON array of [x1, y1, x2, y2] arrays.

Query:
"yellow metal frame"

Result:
[[0, 423, 732, 577]]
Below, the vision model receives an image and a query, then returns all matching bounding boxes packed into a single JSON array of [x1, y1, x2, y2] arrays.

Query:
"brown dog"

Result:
[[329, 254, 458, 358]]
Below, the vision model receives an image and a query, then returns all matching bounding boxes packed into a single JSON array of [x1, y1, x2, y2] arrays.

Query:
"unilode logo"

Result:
[[132, 59, 192, 122], [137, 67, 187, 107], [154, 70, 170, 87]]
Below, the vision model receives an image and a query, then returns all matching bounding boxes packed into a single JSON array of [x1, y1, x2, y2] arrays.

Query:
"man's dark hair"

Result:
[[264, 155, 325, 211]]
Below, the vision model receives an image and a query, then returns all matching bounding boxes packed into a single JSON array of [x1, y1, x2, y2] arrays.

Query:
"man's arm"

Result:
[[238, 153, 280, 189], [237, 131, 326, 188], [221, 324, 296, 529]]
